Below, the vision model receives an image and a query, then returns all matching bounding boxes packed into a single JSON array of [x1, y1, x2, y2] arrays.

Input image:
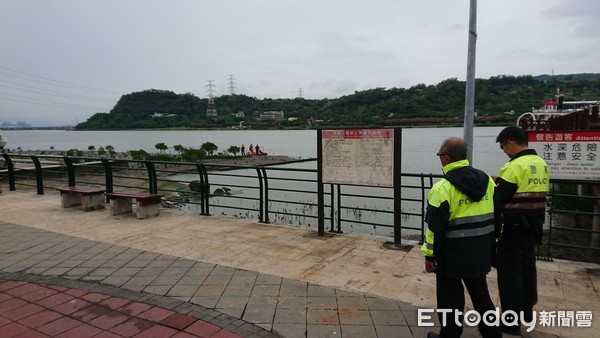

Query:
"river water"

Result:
[[3, 126, 510, 175]]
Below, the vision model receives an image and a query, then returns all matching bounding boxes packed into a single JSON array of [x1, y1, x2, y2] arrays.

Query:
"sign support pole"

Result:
[[393, 129, 403, 246], [317, 129, 325, 236]]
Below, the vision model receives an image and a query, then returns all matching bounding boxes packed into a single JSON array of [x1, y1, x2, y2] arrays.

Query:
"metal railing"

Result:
[[1, 153, 433, 242], [542, 180, 600, 261], [1, 153, 598, 262]]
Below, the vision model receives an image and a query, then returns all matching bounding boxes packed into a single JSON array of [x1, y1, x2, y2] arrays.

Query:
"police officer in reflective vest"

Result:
[[422, 137, 501, 338], [495, 126, 550, 336]]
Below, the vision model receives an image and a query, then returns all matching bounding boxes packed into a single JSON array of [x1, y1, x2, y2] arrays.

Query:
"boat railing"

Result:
[[518, 104, 600, 131]]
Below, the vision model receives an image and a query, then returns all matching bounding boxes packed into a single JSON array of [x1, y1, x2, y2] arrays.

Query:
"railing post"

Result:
[[2, 154, 16, 191], [30, 155, 44, 195], [330, 184, 335, 232], [63, 156, 75, 186], [101, 159, 114, 193], [200, 163, 210, 216], [193, 163, 203, 215], [194, 163, 207, 215], [261, 166, 270, 224], [590, 183, 600, 250], [256, 167, 265, 223], [333, 184, 343, 233], [420, 175, 429, 244], [144, 161, 157, 194], [546, 183, 555, 258]]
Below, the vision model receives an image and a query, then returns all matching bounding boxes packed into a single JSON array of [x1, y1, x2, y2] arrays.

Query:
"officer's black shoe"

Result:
[[523, 307, 534, 323], [427, 332, 440, 338], [501, 323, 522, 336]]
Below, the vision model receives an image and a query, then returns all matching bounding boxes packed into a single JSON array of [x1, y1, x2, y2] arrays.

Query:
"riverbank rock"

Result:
[[213, 187, 232, 195], [189, 180, 202, 192]]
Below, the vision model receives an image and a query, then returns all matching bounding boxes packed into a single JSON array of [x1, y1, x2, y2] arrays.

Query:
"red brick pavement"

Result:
[[0, 280, 242, 338]]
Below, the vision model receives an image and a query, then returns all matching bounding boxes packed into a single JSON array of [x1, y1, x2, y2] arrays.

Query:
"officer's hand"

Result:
[[425, 260, 437, 273]]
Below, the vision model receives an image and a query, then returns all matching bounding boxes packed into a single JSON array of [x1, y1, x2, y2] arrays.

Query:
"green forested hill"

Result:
[[75, 74, 600, 130]]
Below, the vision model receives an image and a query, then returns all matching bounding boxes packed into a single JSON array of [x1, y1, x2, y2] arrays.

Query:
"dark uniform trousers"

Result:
[[436, 275, 499, 338], [497, 236, 538, 324]]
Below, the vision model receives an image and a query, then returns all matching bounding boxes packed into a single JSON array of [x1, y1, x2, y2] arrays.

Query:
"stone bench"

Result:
[[105, 192, 163, 219], [56, 186, 106, 211]]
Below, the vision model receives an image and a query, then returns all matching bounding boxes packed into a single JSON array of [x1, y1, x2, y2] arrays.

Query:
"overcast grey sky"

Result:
[[1, 0, 599, 126]]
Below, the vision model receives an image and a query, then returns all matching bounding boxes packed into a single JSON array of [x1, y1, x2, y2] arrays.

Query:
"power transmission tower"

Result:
[[206, 80, 217, 118], [228, 75, 237, 95], [298, 88, 303, 98]]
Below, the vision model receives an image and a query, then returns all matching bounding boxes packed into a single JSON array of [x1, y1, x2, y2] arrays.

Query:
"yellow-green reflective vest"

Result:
[[498, 153, 549, 211], [421, 160, 495, 260], [497, 152, 549, 241]]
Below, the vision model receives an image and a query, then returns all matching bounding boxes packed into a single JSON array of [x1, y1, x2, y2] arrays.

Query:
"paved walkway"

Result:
[[0, 278, 245, 338], [1, 191, 599, 337]]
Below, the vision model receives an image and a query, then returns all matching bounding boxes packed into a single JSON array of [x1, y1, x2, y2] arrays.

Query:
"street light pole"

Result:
[[464, 0, 477, 163]]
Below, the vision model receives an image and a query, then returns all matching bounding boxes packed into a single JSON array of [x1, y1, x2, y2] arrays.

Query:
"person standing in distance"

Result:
[[494, 126, 550, 336], [422, 137, 501, 338]]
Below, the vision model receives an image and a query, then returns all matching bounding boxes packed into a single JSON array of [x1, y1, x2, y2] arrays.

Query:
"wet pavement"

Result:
[[0, 278, 246, 338], [1, 190, 599, 337]]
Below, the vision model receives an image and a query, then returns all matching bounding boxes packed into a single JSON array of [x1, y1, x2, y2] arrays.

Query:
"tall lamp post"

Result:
[[464, 0, 477, 163]]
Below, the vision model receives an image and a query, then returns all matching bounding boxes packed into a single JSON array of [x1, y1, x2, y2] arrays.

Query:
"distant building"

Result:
[[233, 111, 245, 118], [543, 100, 558, 111], [307, 117, 323, 125], [151, 112, 178, 118], [1, 121, 32, 129], [259, 111, 285, 120]]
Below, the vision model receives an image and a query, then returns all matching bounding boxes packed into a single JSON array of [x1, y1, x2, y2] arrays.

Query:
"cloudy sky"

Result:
[[1, 0, 599, 126]]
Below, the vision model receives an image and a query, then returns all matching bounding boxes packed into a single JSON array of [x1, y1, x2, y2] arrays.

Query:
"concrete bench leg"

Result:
[[110, 198, 132, 215], [136, 202, 160, 219], [61, 192, 81, 208], [81, 193, 106, 211]]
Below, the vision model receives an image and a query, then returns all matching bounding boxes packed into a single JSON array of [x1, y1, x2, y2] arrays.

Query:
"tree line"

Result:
[[20, 142, 241, 162], [75, 74, 600, 130]]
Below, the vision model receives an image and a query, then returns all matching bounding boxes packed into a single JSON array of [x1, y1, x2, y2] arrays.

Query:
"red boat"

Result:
[[246, 151, 268, 156]]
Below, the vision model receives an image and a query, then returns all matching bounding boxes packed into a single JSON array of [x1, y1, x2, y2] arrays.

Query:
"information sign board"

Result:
[[321, 128, 395, 187], [528, 131, 600, 181]]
